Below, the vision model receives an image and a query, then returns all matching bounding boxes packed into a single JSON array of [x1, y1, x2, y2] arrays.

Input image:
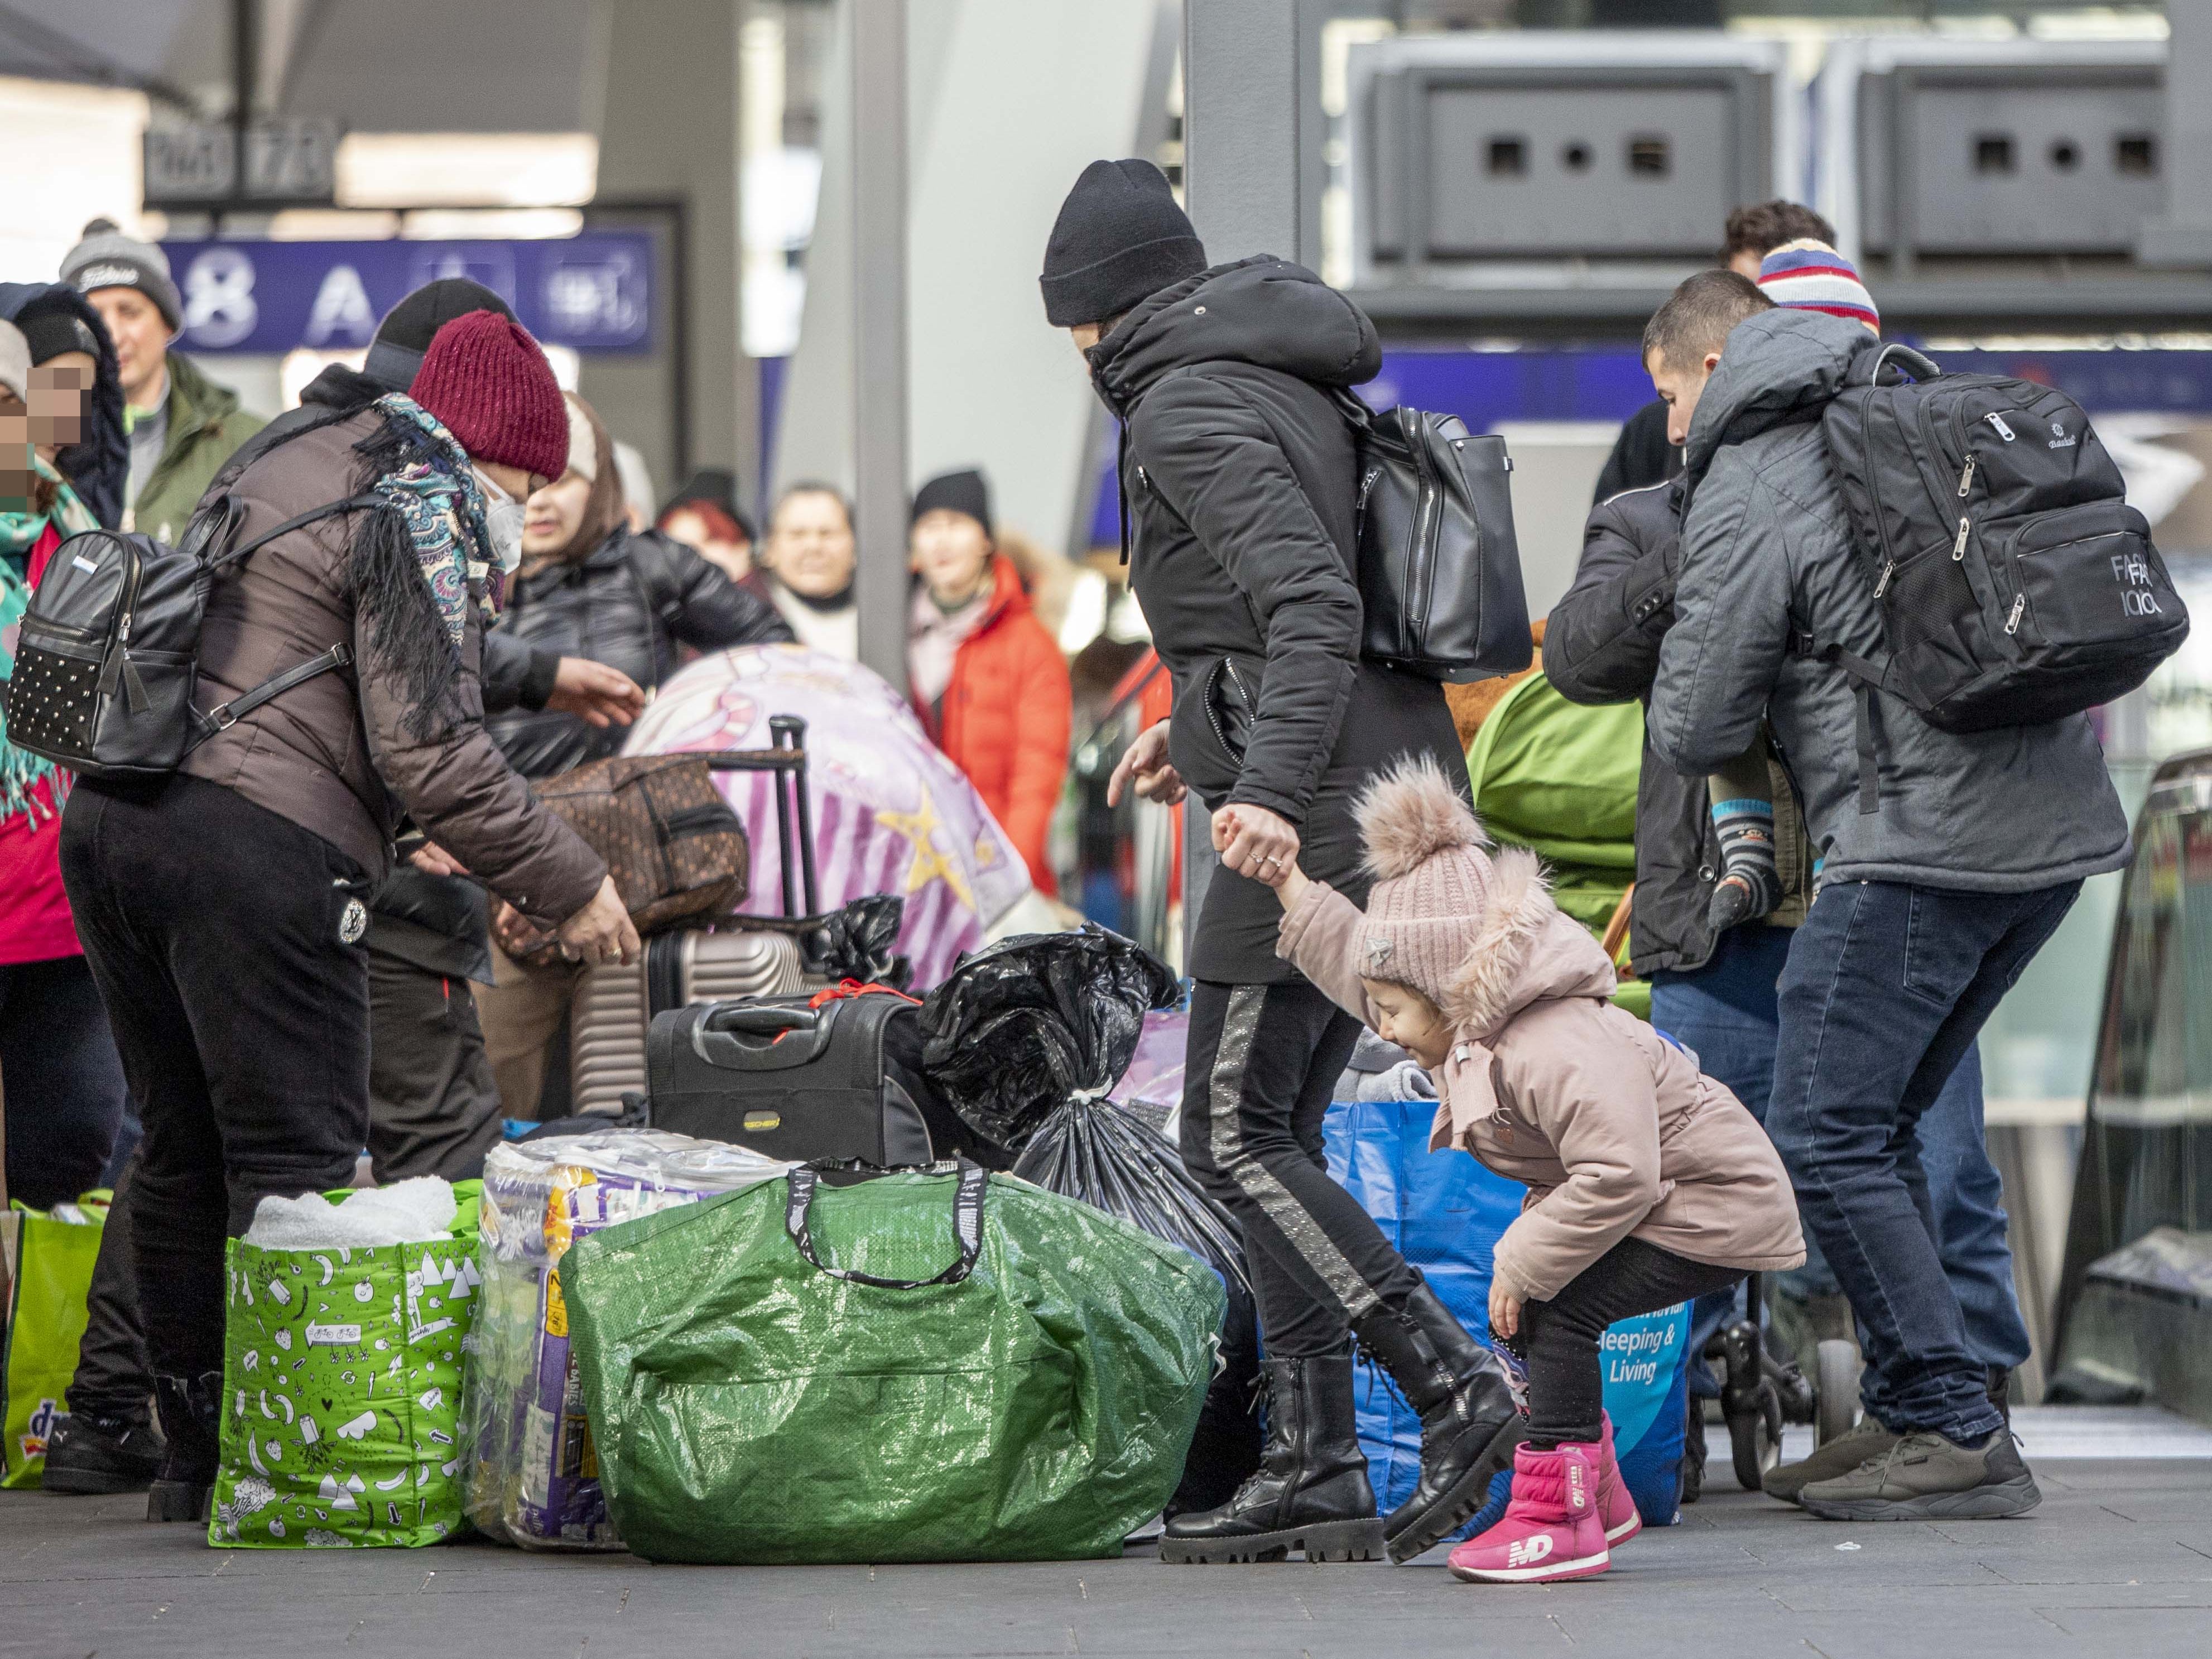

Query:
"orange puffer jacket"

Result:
[[921, 557, 1071, 896]]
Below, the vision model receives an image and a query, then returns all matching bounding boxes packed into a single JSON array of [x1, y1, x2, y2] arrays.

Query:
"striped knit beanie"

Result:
[[1757, 240, 1879, 333]]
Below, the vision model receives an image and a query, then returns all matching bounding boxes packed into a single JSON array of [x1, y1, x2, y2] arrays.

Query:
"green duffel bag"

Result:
[[562, 1159, 1225, 1564]]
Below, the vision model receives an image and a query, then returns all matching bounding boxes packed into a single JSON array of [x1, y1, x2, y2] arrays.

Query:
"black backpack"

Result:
[[1336, 392, 1533, 682], [1815, 345, 2188, 771], [2, 491, 380, 781]]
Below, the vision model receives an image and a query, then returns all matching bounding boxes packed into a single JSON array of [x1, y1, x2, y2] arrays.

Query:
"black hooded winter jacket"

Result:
[[0, 283, 128, 529], [487, 527, 792, 779], [1089, 256, 1466, 982]]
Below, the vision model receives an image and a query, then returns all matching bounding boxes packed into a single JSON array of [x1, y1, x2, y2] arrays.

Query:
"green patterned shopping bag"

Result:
[[209, 1187, 481, 1548]]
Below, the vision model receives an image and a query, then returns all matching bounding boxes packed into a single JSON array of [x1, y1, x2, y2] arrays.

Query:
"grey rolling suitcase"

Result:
[[566, 718, 825, 1118]]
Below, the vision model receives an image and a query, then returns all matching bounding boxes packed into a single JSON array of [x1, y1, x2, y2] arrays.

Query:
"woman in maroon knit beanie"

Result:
[[55, 297, 634, 1526], [409, 310, 570, 483]]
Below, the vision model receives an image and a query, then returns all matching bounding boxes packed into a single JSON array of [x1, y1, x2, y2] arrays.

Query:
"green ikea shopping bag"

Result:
[[1, 1200, 107, 1488], [209, 1184, 482, 1548], [562, 1161, 1225, 1565]]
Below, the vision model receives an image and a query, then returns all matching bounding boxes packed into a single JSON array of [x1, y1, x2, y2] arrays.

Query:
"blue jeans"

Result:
[[1651, 925, 2032, 1403], [1767, 879, 2077, 1443]]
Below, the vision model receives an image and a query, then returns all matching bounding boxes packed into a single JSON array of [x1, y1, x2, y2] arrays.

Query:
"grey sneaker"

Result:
[[1763, 1419, 1898, 1505], [1799, 1430, 2041, 1522]]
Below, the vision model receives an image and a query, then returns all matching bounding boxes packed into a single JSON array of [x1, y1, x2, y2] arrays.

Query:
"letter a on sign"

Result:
[[306, 265, 377, 345]]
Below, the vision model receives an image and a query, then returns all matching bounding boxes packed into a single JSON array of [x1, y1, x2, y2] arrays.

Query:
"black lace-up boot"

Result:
[[1159, 1352, 1383, 1563], [146, 1372, 223, 1523]]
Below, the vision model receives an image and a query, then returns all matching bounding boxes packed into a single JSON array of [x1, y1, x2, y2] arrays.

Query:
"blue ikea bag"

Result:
[[1322, 1099, 1691, 1536]]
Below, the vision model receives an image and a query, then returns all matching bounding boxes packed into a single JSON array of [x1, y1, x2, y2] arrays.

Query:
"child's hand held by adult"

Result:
[[1214, 801, 1299, 887]]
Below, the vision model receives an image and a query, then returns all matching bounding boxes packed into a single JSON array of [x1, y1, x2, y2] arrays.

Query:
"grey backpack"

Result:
[[3, 492, 379, 781]]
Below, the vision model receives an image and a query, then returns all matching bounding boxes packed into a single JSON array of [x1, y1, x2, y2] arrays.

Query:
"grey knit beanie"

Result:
[[61, 218, 183, 331]]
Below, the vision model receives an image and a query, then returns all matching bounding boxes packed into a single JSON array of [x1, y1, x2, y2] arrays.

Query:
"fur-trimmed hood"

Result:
[[1435, 847, 1618, 1040], [1350, 752, 1617, 1039]]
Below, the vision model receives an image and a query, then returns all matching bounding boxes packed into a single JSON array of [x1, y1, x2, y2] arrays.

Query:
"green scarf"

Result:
[[1, 456, 100, 826]]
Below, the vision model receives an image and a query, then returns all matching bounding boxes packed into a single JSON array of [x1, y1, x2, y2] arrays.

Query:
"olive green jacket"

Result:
[[127, 352, 267, 544]]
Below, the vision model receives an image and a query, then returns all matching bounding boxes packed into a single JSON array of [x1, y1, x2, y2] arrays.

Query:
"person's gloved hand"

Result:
[[1214, 802, 1299, 888], [1107, 719, 1185, 807], [545, 657, 647, 729], [554, 876, 641, 967]]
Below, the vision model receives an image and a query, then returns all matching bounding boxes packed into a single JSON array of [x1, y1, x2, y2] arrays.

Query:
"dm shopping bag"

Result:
[[1325, 1100, 1692, 1533], [1, 1198, 107, 1488], [562, 1160, 1225, 1564], [208, 1185, 483, 1547]]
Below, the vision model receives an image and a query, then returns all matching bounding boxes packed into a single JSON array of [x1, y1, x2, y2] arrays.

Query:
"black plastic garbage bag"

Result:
[[919, 924, 1178, 1152], [1011, 1098, 1247, 1293], [747, 894, 910, 985]]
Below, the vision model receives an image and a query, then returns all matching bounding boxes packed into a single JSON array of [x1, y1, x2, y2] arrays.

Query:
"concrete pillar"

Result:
[[2138, 0, 2212, 267], [1183, 0, 1305, 263], [850, 0, 910, 686], [1177, 0, 1306, 964], [594, 0, 752, 504]]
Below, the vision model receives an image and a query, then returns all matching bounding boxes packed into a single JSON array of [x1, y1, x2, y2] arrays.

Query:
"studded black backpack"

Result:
[[2, 491, 379, 781]]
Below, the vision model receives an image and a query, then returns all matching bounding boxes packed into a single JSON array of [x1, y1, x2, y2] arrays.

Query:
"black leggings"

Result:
[[1521, 1236, 1744, 1448], [60, 776, 372, 1380], [1179, 979, 1425, 1358], [0, 954, 131, 1210]]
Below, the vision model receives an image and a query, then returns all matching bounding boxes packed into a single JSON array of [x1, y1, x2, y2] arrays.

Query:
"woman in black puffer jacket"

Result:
[[486, 393, 791, 779], [476, 392, 791, 1113]]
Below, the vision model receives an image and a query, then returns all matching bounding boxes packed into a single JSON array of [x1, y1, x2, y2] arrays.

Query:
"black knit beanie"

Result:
[[911, 468, 992, 539], [366, 278, 518, 393], [1039, 159, 1207, 328], [19, 308, 102, 366]]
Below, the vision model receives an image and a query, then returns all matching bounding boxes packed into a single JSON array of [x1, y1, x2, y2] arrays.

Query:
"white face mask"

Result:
[[474, 468, 526, 575]]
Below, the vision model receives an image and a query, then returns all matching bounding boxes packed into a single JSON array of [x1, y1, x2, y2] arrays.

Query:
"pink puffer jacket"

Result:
[[1278, 849, 1804, 1303]]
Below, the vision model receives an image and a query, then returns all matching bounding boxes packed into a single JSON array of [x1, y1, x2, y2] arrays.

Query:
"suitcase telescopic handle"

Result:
[[689, 1002, 836, 1069], [783, 1158, 987, 1289], [701, 715, 820, 918]]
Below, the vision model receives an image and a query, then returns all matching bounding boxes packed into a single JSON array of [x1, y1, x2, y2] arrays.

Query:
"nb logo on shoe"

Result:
[[1507, 1535, 1554, 1567]]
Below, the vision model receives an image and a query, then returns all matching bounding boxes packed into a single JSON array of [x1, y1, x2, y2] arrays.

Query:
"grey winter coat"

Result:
[[1648, 309, 2131, 894]]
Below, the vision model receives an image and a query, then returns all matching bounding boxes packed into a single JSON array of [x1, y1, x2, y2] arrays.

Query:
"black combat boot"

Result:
[[42, 1409, 164, 1495], [1354, 1282, 1524, 1562], [1159, 1352, 1384, 1564], [146, 1372, 223, 1523]]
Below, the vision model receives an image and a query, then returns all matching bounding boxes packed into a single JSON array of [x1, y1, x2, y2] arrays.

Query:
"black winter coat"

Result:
[[1590, 397, 1681, 507], [1544, 477, 1720, 977], [1545, 478, 1811, 977], [488, 526, 792, 779], [1089, 256, 1467, 983]]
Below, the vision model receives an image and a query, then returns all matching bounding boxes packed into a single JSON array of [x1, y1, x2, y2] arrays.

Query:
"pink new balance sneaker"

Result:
[[1596, 1411, 1642, 1546], [1447, 1441, 1611, 1584]]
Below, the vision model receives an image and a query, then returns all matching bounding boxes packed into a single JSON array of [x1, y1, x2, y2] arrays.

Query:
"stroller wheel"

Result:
[[1728, 1382, 1783, 1490], [1815, 1339, 1862, 1446]]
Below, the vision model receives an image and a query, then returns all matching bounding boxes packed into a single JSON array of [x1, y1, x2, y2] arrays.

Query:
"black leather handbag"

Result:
[[645, 990, 936, 1167], [1337, 392, 1532, 682]]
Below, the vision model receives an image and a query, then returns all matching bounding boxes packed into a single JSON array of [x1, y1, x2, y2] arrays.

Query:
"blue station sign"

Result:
[[158, 234, 656, 355]]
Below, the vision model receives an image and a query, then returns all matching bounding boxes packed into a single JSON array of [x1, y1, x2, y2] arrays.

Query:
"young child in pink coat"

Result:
[[1272, 754, 1803, 1583]]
